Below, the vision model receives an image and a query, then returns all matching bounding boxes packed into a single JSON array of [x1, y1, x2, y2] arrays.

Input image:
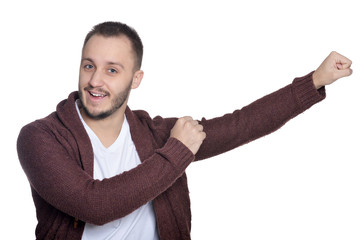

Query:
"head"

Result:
[[78, 22, 144, 120], [83, 21, 143, 70]]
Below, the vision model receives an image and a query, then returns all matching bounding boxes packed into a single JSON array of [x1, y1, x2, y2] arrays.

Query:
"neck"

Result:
[[80, 104, 127, 148]]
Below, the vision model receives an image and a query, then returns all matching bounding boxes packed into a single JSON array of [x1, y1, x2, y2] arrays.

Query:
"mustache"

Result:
[[83, 86, 110, 96]]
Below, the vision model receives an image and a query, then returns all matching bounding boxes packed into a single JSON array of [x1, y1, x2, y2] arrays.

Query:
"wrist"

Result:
[[312, 70, 323, 90]]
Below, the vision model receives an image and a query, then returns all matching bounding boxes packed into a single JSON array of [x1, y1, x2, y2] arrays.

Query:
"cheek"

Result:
[[111, 76, 133, 91], [78, 72, 89, 88], [78, 79, 84, 91]]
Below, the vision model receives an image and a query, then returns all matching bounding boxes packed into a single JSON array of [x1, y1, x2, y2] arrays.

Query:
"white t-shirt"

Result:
[[76, 103, 159, 240]]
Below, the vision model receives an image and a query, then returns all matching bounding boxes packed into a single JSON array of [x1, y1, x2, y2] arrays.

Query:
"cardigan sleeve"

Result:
[[17, 71, 324, 227], [17, 122, 194, 226], [194, 71, 325, 160]]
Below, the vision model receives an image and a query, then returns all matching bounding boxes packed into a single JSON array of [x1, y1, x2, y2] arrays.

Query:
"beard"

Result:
[[79, 83, 132, 120]]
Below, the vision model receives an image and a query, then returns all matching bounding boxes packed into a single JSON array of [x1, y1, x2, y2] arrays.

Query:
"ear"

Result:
[[131, 70, 144, 89]]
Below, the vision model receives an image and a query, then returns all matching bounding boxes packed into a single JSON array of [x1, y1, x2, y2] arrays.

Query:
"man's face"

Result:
[[78, 34, 141, 120]]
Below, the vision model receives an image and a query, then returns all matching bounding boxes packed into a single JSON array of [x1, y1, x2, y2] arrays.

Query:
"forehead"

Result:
[[82, 35, 135, 67]]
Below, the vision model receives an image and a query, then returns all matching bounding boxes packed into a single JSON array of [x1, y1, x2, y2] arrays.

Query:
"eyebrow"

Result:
[[81, 58, 125, 70]]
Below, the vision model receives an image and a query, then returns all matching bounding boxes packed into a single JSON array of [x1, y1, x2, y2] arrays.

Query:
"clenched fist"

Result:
[[170, 116, 206, 155], [313, 51, 353, 89]]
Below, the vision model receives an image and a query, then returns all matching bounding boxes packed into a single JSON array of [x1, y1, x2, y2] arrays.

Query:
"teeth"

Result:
[[90, 92, 105, 97]]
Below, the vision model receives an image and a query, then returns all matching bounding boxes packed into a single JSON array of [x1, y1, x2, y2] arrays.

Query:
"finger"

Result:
[[190, 120, 198, 125], [335, 54, 352, 73], [336, 63, 343, 70], [195, 124, 204, 132], [182, 116, 193, 121], [340, 59, 352, 69], [334, 52, 352, 68], [200, 131, 206, 140], [186, 119, 199, 127], [335, 68, 353, 79], [183, 119, 198, 129], [336, 59, 352, 70], [178, 116, 193, 124]]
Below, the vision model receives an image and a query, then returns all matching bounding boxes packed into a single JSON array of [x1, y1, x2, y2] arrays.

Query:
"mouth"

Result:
[[86, 90, 109, 102], [89, 91, 106, 98]]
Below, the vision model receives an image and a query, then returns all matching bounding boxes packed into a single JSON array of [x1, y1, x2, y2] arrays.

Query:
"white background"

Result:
[[1, 0, 360, 239]]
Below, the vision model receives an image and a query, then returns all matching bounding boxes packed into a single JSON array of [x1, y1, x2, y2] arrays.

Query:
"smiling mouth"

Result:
[[89, 91, 106, 97]]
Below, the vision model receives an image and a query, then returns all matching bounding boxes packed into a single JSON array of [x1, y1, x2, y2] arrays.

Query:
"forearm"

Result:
[[17, 125, 193, 225], [195, 71, 325, 160]]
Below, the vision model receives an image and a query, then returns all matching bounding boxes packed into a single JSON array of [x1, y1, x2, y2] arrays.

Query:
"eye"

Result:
[[108, 68, 118, 74], [84, 64, 94, 70]]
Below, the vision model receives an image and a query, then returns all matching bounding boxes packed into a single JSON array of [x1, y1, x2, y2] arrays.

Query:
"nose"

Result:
[[88, 69, 104, 88]]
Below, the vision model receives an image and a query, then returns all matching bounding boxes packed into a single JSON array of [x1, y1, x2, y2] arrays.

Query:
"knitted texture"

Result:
[[17, 72, 325, 239]]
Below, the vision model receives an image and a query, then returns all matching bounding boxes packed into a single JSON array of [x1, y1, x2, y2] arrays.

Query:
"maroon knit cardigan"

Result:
[[17, 72, 325, 239]]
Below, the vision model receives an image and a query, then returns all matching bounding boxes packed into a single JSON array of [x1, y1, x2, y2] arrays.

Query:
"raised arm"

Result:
[[192, 51, 352, 160]]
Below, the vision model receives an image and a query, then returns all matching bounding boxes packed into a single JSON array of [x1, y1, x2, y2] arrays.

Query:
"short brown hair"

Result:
[[83, 21, 143, 70]]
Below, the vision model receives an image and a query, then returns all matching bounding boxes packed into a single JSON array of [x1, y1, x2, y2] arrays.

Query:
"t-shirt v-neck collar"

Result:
[[75, 100, 128, 152]]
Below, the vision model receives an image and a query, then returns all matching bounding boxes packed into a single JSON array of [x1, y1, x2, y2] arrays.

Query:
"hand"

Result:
[[312, 51, 353, 89], [170, 116, 206, 155]]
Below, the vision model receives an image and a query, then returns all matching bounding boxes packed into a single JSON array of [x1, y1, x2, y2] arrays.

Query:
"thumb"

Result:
[[334, 56, 353, 78], [336, 60, 352, 70], [334, 67, 353, 79]]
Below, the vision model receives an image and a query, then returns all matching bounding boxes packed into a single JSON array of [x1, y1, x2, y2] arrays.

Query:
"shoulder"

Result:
[[18, 112, 58, 138], [125, 107, 178, 148], [17, 112, 70, 152], [17, 91, 84, 154], [126, 107, 177, 131], [19, 92, 80, 138]]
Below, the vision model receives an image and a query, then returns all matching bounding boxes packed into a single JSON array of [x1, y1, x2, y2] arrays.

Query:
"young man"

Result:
[[17, 22, 352, 240]]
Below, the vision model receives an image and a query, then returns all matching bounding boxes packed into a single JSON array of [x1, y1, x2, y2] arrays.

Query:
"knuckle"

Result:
[[180, 116, 187, 122], [176, 118, 183, 125], [185, 116, 193, 121], [185, 121, 192, 128]]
